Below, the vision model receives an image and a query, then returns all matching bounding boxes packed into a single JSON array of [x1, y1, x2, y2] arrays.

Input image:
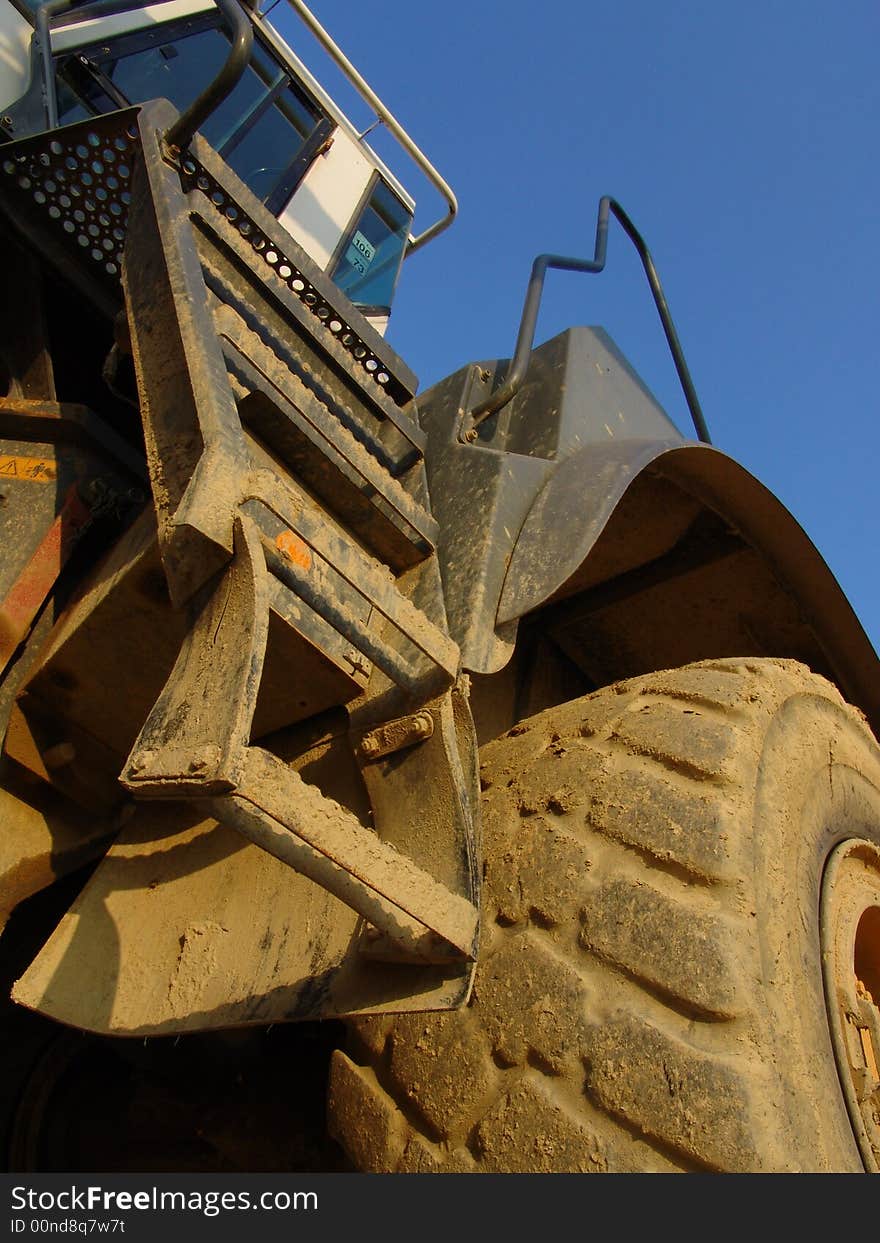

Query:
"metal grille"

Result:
[[0, 110, 139, 288], [178, 152, 395, 391]]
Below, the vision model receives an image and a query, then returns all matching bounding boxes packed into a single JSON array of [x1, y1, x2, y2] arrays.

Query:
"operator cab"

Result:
[[0, 0, 439, 333]]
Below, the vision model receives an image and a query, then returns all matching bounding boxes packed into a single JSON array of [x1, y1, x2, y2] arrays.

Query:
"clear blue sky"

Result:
[[281, 1, 879, 652]]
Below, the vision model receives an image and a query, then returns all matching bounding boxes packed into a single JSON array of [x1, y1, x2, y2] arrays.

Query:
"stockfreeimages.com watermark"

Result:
[[11, 1185, 318, 1221]]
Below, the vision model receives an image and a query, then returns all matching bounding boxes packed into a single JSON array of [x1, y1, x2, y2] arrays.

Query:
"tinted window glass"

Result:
[[221, 78, 318, 199], [55, 72, 96, 127], [94, 28, 266, 151], [55, 22, 321, 206], [332, 179, 412, 312]]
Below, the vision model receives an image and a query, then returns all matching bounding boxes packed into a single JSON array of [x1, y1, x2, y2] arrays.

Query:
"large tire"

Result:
[[328, 658, 880, 1172]]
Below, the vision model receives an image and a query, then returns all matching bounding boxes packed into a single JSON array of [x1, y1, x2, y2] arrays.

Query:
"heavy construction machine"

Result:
[[0, 0, 879, 1174]]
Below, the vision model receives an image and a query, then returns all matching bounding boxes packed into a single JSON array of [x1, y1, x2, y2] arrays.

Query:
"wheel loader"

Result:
[[0, 0, 878, 1174]]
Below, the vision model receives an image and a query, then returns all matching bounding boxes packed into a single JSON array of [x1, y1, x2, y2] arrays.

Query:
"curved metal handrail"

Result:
[[165, 0, 253, 151], [464, 197, 711, 445], [255, 0, 457, 256]]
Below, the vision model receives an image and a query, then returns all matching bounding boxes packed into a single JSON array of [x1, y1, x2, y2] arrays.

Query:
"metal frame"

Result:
[[26, 0, 251, 144], [45, 6, 337, 214], [247, 0, 456, 255]]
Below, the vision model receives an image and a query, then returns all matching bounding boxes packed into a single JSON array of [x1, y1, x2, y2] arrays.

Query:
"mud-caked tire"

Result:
[[328, 658, 880, 1172]]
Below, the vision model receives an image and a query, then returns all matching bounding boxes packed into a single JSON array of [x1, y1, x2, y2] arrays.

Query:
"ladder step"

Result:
[[244, 487, 458, 696], [216, 747, 478, 962], [215, 306, 437, 571], [191, 182, 423, 461]]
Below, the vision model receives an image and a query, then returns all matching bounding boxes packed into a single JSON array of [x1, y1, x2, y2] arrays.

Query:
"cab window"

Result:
[[331, 177, 412, 314], [55, 16, 325, 209]]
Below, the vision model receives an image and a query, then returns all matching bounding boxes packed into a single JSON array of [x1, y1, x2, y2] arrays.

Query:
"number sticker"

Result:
[[344, 229, 376, 277]]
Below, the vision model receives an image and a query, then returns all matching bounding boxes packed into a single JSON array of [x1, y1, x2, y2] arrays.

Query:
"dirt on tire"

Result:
[[328, 657, 880, 1172]]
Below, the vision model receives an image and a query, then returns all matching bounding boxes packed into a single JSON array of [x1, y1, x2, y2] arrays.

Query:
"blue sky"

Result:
[[280, 1, 879, 652]]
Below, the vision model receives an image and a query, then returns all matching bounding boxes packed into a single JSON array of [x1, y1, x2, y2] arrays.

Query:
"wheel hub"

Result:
[[821, 838, 880, 1171]]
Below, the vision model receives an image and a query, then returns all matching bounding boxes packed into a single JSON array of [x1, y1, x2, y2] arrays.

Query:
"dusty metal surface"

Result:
[[219, 746, 477, 962], [107, 517, 475, 966], [416, 326, 682, 674], [1, 96, 480, 1033], [122, 517, 269, 798], [504, 444, 880, 733], [0, 776, 116, 930], [12, 803, 476, 1034]]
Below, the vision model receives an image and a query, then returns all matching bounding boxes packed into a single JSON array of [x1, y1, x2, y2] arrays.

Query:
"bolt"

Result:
[[463, 427, 478, 443], [42, 741, 76, 770], [129, 756, 145, 775], [413, 711, 434, 739], [480, 368, 492, 382], [346, 649, 371, 676], [360, 735, 379, 757]]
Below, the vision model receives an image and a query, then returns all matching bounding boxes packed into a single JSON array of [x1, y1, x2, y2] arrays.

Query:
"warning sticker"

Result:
[[0, 455, 57, 482]]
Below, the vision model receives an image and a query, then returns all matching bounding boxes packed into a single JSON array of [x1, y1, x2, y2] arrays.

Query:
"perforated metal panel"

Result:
[[179, 149, 396, 392], [0, 109, 140, 291], [1, 106, 410, 403]]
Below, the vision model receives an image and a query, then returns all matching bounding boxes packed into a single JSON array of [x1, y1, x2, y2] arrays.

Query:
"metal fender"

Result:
[[498, 439, 880, 732]]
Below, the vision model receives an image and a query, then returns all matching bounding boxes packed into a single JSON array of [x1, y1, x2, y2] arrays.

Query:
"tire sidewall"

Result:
[[748, 688, 880, 1171]]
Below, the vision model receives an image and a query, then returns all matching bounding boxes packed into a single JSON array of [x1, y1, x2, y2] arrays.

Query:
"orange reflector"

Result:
[[275, 529, 312, 571]]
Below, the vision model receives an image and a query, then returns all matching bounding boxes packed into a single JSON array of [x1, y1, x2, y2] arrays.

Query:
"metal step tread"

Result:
[[214, 302, 436, 568], [242, 483, 458, 690], [185, 139, 419, 424]]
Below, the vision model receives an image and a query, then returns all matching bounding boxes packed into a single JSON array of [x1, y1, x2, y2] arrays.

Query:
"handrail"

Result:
[[31, 0, 253, 145], [462, 197, 712, 445], [251, 0, 457, 256], [164, 0, 253, 150], [33, 0, 74, 129]]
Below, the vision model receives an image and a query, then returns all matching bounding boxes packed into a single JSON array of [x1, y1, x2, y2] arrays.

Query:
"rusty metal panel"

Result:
[[0, 400, 145, 677]]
